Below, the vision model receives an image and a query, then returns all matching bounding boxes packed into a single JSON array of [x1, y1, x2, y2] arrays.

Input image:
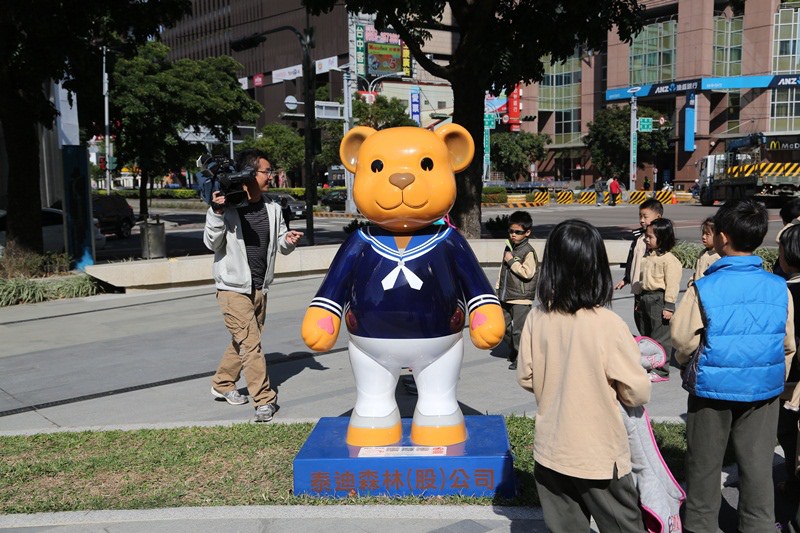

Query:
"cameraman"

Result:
[[203, 148, 303, 422]]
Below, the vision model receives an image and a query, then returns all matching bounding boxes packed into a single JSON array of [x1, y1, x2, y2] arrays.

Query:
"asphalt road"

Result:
[[94, 202, 786, 265]]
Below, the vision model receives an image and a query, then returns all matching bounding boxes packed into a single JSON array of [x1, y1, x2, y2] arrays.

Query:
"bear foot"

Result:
[[410, 408, 467, 446], [346, 408, 402, 447]]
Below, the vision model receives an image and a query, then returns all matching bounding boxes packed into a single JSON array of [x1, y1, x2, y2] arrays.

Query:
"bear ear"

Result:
[[436, 123, 475, 173], [340, 126, 377, 173]]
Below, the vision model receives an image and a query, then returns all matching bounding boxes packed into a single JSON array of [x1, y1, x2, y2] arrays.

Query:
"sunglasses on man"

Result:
[[508, 229, 528, 235]]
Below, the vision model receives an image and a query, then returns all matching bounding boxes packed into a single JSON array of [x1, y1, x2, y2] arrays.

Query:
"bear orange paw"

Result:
[[301, 307, 341, 352], [469, 304, 504, 349]]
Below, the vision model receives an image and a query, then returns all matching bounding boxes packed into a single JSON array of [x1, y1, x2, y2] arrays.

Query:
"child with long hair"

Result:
[[640, 218, 682, 382], [517, 219, 651, 532]]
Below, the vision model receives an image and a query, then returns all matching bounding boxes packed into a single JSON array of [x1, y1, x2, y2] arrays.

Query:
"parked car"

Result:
[[320, 190, 348, 211], [92, 194, 135, 238], [266, 192, 307, 219], [0, 207, 106, 256]]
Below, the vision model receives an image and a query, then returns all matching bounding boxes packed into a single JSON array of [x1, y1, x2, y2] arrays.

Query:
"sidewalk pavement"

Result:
[[0, 266, 787, 531]]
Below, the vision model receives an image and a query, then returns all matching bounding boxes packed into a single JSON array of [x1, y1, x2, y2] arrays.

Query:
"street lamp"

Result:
[[627, 86, 641, 191], [358, 71, 407, 96], [231, 23, 317, 245]]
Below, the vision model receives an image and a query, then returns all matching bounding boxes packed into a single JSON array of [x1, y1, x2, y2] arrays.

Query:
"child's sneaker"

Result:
[[649, 373, 670, 383]]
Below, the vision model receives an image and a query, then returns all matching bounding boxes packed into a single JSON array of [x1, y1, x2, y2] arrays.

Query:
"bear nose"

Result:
[[389, 173, 415, 190]]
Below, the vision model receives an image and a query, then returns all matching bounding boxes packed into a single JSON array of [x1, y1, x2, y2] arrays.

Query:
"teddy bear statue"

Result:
[[301, 124, 505, 447]]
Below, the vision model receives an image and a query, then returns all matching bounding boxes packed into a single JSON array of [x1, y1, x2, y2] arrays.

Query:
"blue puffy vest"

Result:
[[690, 255, 788, 402]]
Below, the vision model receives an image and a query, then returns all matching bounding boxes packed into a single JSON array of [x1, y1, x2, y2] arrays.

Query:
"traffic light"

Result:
[[107, 156, 117, 171], [98, 156, 106, 170]]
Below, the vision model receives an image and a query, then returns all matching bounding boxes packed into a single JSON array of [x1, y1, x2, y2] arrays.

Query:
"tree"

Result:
[[240, 123, 305, 177], [583, 105, 671, 180], [316, 94, 417, 170], [304, 0, 644, 237], [112, 42, 262, 217], [490, 132, 551, 180], [0, 0, 191, 253]]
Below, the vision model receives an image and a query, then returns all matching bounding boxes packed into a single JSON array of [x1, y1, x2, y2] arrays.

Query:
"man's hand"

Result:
[[662, 309, 673, 321], [211, 191, 225, 213], [614, 280, 626, 290], [503, 251, 513, 262], [285, 230, 303, 245]]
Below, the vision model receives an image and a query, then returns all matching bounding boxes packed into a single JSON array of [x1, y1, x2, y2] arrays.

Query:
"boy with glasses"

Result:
[[496, 211, 539, 370]]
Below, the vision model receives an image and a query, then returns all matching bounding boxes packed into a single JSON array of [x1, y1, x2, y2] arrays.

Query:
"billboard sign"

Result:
[[367, 42, 403, 76]]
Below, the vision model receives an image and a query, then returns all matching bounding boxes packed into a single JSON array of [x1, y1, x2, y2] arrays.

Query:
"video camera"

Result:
[[195, 154, 256, 209]]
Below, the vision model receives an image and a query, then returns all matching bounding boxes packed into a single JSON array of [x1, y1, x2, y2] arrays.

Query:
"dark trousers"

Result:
[[684, 394, 779, 533], [501, 302, 531, 362], [534, 463, 644, 533], [639, 290, 672, 376]]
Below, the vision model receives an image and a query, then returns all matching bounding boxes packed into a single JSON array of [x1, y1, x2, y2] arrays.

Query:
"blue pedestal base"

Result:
[[293, 415, 516, 498]]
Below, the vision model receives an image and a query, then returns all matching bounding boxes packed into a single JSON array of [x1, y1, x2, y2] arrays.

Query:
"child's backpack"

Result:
[[636, 336, 667, 371]]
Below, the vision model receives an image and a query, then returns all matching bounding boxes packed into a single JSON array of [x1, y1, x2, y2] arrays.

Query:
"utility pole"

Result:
[[627, 86, 641, 191], [103, 46, 111, 194]]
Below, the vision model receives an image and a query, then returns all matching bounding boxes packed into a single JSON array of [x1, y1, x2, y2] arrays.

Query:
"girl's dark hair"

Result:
[[780, 224, 800, 269], [701, 216, 714, 233], [537, 219, 613, 314], [648, 218, 676, 254]]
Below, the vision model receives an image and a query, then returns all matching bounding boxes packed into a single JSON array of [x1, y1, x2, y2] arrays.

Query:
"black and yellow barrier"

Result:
[[577, 192, 596, 205], [628, 191, 647, 204], [653, 190, 674, 204], [556, 190, 574, 204], [530, 191, 550, 204]]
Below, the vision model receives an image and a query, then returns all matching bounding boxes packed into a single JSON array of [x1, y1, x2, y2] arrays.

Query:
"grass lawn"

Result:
[[0, 416, 687, 514]]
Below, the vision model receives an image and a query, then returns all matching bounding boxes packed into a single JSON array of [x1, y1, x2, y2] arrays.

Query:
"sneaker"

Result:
[[211, 387, 248, 405], [649, 373, 670, 383], [508, 361, 517, 370], [254, 403, 278, 423]]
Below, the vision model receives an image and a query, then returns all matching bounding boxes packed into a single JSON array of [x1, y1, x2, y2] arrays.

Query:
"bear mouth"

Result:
[[376, 194, 429, 210]]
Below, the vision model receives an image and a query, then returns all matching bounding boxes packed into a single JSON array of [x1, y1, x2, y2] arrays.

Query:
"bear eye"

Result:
[[370, 160, 384, 173], [421, 157, 434, 171]]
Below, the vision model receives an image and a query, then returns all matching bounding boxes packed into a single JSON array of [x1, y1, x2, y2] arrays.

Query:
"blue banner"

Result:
[[684, 92, 696, 152], [410, 87, 421, 125]]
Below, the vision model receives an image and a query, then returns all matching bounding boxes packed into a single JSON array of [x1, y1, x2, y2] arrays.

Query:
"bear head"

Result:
[[339, 125, 474, 233]]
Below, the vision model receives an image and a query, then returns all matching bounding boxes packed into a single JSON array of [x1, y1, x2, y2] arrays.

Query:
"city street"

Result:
[[95, 201, 785, 264]]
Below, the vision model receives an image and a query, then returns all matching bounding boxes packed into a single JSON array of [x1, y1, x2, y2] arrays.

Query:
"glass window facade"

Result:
[[713, 16, 743, 77], [629, 19, 677, 85], [772, 7, 800, 132], [540, 53, 582, 145]]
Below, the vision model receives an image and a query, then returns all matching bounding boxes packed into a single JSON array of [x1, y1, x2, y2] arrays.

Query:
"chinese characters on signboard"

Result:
[[307, 467, 496, 495]]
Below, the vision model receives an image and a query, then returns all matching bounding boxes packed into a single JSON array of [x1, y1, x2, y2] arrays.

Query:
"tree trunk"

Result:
[[0, 85, 44, 253], [450, 77, 486, 239], [138, 168, 150, 219]]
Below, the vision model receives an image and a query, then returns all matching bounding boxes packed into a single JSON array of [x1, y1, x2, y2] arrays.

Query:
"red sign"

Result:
[[508, 85, 521, 125], [357, 91, 377, 104], [253, 73, 265, 88]]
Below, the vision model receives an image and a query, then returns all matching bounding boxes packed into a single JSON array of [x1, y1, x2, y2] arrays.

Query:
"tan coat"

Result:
[[629, 234, 647, 295], [689, 248, 720, 286], [639, 251, 683, 310], [517, 306, 651, 480]]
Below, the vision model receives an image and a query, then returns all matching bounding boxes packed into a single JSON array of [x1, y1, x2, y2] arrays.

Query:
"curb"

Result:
[[0, 505, 546, 529]]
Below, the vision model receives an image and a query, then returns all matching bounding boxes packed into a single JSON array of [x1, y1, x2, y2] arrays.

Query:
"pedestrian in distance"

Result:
[[595, 178, 606, 206], [517, 219, 651, 533], [638, 218, 681, 382], [204, 148, 303, 423], [495, 210, 539, 370], [643, 175, 651, 191], [672, 199, 795, 532], [608, 176, 621, 206], [615, 198, 664, 336]]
